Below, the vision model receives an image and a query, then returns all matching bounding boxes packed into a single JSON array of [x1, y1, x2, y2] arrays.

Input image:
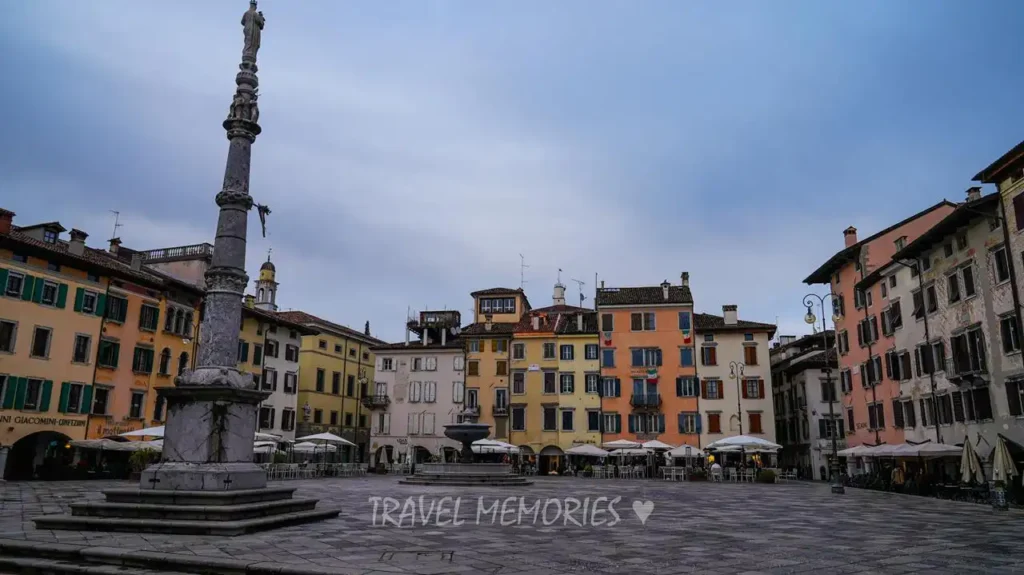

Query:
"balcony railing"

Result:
[[139, 243, 214, 263], [360, 395, 391, 409], [946, 357, 988, 382], [630, 394, 662, 408], [492, 405, 509, 417]]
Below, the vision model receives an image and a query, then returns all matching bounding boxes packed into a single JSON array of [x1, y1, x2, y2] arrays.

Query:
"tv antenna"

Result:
[[109, 210, 122, 240], [571, 278, 587, 308], [519, 254, 529, 289]]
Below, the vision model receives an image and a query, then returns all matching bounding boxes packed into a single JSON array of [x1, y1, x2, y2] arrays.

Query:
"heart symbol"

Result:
[[632, 500, 654, 525]]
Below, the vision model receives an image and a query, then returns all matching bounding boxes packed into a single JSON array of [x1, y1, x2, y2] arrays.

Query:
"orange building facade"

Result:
[[804, 201, 956, 448], [596, 275, 698, 446]]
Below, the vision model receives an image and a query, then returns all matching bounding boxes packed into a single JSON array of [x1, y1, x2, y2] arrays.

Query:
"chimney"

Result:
[[843, 227, 858, 247], [0, 209, 14, 235], [485, 314, 493, 331], [364, 321, 370, 335], [69, 228, 88, 256], [130, 253, 143, 271], [244, 294, 255, 308], [600, 280, 605, 289], [966, 186, 982, 202], [441, 328, 447, 346], [576, 313, 583, 332], [553, 282, 566, 306], [109, 237, 122, 254], [405, 327, 410, 346], [723, 304, 738, 325], [661, 280, 670, 301], [531, 316, 540, 330], [681, 272, 689, 288]]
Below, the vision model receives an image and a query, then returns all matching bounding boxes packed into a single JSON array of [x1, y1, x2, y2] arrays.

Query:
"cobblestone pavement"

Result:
[[1, 476, 1022, 574]]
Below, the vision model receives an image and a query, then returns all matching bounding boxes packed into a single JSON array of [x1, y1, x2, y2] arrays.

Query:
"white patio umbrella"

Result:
[[255, 431, 284, 442], [603, 439, 641, 449], [641, 440, 675, 450], [666, 444, 705, 458], [294, 432, 356, 446], [472, 439, 520, 454], [119, 425, 165, 438], [960, 437, 985, 485], [893, 442, 961, 457], [565, 444, 609, 457], [608, 448, 650, 456], [837, 445, 871, 457], [992, 435, 1019, 485], [705, 435, 782, 451], [292, 441, 337, 453]]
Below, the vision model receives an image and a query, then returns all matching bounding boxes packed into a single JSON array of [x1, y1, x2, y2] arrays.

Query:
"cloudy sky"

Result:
[[2, 1, 1022, 342]]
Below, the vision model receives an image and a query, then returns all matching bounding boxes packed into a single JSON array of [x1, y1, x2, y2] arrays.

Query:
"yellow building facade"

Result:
[[463, 287, 529, 441], [277, 310, 383, 461]]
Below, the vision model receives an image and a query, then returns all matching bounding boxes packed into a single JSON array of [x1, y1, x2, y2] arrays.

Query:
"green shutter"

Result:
[[21, 275, 34, 301], [13, 378, 27, 409], [58, 382, 70, 413], [74, 288, 85, 312], [32, 277, 44, 303], [39, 380, 52, 411], [80, 385, 93, 414], [242, 341, 250, 362], [56, 284, 68, 309], [112, 343, 120, 367], [1, 377, 15, 409], [153, 307, 160, 330], [0, 268, 8, 293], [95, 293, 106, 316], [146, 349, 154, 372]]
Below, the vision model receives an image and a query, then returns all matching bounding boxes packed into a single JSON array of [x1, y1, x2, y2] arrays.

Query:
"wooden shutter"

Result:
[[1014, 193, 1024, 231], [614, 378, 621, 397], [630, 313, 642, 331], [58, 382, 70, 413], [13, 378, 27, 409], [758, 379, 765, 399], [0, 269, 6, 293], [95, 293, 107, 316], [658, 414, 665, 433], [32, 278, 44, 303], [614, 414, 622, 433], [700, 378, 707, 399], [709, 413, 720, 433], [81, 385, 93, 414], [677, 413, 685, 433], [741, 382, 748, 399], [1, 377, 16, 409], [628, 414, 636, 433], [74, 288, 85, 312], [676, 377, 683, 397], [601, 313, 613, 332], [21, 275, 34, 301], [56, 284, 68, 309]]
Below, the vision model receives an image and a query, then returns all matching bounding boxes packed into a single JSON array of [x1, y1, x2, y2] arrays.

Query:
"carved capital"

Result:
[[205, 268, 249, 294], [215, 188, 254, 209]]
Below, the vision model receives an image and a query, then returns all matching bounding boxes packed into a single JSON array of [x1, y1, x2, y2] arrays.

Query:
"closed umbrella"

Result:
[[959, 437, 984, 485]]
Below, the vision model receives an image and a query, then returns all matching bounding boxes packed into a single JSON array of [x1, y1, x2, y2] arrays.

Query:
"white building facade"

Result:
[[257, 317, 306, 442], [368, 311, 465, 466], [695, 306, 777, 447]]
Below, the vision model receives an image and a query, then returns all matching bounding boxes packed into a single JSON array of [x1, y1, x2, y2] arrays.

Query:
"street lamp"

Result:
[[803, 292, 845, 495], [729, 361, 745, 470]]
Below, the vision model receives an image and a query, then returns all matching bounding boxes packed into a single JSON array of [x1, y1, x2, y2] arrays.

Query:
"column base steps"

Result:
[[0, 538, 356, 575], [32, 487, 340, 536]]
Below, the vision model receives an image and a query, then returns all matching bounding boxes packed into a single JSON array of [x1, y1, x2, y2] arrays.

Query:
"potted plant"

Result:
[[583, 464, 593, 477], [757, 469, 777, 484], [128, 448, 160, 481]]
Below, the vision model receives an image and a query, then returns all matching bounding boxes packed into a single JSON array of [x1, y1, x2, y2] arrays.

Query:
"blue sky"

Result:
[[2, 1, 1022, 342]]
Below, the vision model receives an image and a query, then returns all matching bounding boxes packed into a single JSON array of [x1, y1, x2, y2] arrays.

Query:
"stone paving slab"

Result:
[[1, 477, 1022, 574]]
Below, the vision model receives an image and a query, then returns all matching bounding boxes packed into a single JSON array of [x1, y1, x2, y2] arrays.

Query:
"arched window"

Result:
[[159, 348, 171, 375], [184, 312, 194, 336], [174, 309, 184, 335], [164, 307, 175, 332], [270, 289, 275, 304], [258, 288, 265, 301], [178, 352, 189, 375]]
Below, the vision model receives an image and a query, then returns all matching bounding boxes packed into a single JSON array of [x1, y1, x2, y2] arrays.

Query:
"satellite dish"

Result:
[[451, 326, 461, 335]]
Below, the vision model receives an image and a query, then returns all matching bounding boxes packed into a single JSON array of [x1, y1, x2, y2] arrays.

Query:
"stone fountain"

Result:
[[399, 423, 532, 486]]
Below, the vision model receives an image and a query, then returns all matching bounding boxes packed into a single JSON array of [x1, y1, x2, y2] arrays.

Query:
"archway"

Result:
[[539, 445, 564, 475], [373, 445, 394, 466], [4, 430, 73, 480], [440, 446, 459, 462], [412, 445, 433, 463]]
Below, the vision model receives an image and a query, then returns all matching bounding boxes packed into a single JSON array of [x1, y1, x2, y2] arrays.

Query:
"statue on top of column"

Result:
[[242, 0, 265, 62]]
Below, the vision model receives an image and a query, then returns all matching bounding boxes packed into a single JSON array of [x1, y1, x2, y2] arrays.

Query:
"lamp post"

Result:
[[729, 361, 744, 470], [803, 292, 845, 494]]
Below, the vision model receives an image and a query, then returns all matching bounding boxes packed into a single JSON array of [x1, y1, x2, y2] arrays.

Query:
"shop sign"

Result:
[[0, 415, 86, 428], [99, 424, 141, 437]]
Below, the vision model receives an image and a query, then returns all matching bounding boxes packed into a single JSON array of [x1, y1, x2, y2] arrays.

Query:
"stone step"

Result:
[[399, 477, 533, 486], [69, 498, 318, 521], [33, 506, 342, 536], [0, 537, 355, 575], [102, 486, 296, 506]]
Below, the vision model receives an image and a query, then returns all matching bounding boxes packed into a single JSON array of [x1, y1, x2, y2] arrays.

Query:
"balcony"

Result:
[[946, 357, 988, 384], [492, 405, 509, 417], [630, 394, 662, 409], [360, 395, 391, 409]]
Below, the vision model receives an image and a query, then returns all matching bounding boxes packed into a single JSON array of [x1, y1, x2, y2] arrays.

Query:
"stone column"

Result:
[[141, 1, 268, 492]]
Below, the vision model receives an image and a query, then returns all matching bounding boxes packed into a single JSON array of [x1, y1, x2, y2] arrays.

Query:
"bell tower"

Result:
[[255, 249, 278, 311]]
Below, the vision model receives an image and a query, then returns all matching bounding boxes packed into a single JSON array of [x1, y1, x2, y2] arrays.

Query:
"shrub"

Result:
[[584, 464, 593, 477], [757, 469, 777, 484], [272, 451, 288, 464], [129, 448, 160, 472]]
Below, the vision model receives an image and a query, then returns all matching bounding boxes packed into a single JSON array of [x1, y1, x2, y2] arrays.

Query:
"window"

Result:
[[630, 312, 656, 331], [132, 347, 154, 373], [679, 347, 694, 367], [92, 387, 110, 415], [469, 340, 480, 353], [423, 381, 437, 403], [584, 344, 599, 360], [962, 265, 976, 298], [820, 378, 836, 403], [284, 372, 297, 393], [676, 377, 698, 397], [837, 331, 849, 354], [748, 413, 763, 434], [512, 407, 526, 431], [253, 344, 263, 366], [560, 345, 575, 361], [950, 327, 986, 375], [1001, 315, 1021, 354], [313, 409, 323, 424], [678, 312, 691, 331], [602, 413, 621, 433], [743, 345, 757, 365], [585, 374, 599, 394], [704, 379, 721, 399], [561, 409, 574, 431], [956, 233, 968, 251], [30, 326, 51, 358], [601, 349, 615, 367], [97, 339, 119, 368], [587, 410, 600, 432], [846, 407, 854, 433], [630, 348, 662, 367], [743, 378, 762, 399], [347, 374, 356, 396], [601, 377, 620, 397], [678, 412, 699, 434], [466, 388, 479, 408], [839, 370, 852, 394], [947, 272, 961, 303], [262, 368, 278, 392], [512, 372, 525, 394], [128, 391, 145, 419], [993, 246, 1011, 284], [316, 369, 325, 392], [701, 346, 717, 366], [512, 343, 525, 360], [881, 281, 888, 298], [329, 411, 338, 426], [902, 400, 916, 428], [259, 407, 274, 429], [331, 372, 341, 394], [854, 288, 868, 309], [40, 281, 58, 306], [920, 255, 932, 272], [139, 304, 160, 331], [349, 348, 357, 358], [560, 374, 574, 394], [856, 316, 879, 347], [495, 360, 507, 376], [601, 313, 613, 332], [318, 339, 327, 350], [72, 334, 90, 364], [237, 340, 249, 363], [888, 301, 903, 331], [81, 291, 97, 314], [467, 361, 479, 376], [943, 242, 954, 258], [493, 340, 508, 353], [104, 295, 127, 322], [454, 356, 464, 371], [867, 403, 885, 430], [285, 345, 299, 362], [412, 357, 422, 371], [543, 371, 556, 394], [542, 343, 556, 359], [334, 344, 342, 353], [704, 334, 714, 342], [5, 272, 24, 298]]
